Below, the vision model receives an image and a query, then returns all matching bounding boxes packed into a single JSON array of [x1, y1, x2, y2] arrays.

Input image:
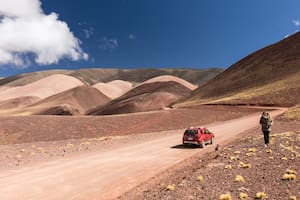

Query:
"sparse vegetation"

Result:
[[196, 175, 204, 182], [282, 169, 297, 180], [234, 150, 241, 154], [239, 161, 251, 168], [255, 192, 267, 199], [248, 148, 256, 153], [230, 156, 238, 161], [266, 149, 272, 153], [282, 173, 296, 180], [239, 192, 248, 199], [235, 175, 245, 183], [281, 104, 300, 121], [225, 164, 232, 169], [290, 195, 297, 200], [219, 193, 232, 200], [166, 184, 175, 191], [125, 127, 300, 200]]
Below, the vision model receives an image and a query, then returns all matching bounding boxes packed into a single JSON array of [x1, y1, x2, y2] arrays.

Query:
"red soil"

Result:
[[120, 119, 300, 200], [29, 85, 111, 115], [93, 80, 132, 99], [0, 74, 84, 102], [0, 96, 40, 109], [89, 81, 193, 115], [0, 106, 259, 145]]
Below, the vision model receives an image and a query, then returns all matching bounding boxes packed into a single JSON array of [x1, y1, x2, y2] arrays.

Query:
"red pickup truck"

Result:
[[182, 127, 214, 148]]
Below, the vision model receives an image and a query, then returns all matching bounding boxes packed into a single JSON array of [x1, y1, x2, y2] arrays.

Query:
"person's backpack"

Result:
[[260, 116, 272, 130]]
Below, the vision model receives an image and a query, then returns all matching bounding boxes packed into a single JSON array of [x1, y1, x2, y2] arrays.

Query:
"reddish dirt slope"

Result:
[[142, 75, 197, 90], [0, 96, 41, 109], [0, 74, 85, 101], [93, 80, 133, 99], [26, 85, 111, 115], [89, 81, 192, 115], [0, 106, 258, 145], [181, 32, 300, 106]]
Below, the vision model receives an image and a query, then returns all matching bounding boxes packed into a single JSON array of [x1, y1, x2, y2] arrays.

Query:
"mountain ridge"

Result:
[[178, 32, 300, 107], [0, 68, 223, 87]]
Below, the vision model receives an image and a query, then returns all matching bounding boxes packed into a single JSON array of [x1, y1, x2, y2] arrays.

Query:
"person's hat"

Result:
[[262, 111, 269, 118]]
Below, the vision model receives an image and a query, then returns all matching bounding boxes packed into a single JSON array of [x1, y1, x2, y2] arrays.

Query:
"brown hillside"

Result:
[[0, 74, 85, 102], [36, 104, 81, 115], [0, 68, 223, 87], [180, 32, 300, 107], [88, 80, 192, 115], [0, 70, 71, 87], [110, 68, 223, 86], [28, 85, 111, 115], [0, 85, 110, 116], [0, 96, 40, 110], [142, 75, 197, 90], [93, 80, 133, 99]]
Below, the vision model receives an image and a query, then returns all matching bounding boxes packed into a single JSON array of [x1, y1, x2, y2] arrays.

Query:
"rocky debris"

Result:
[[120, 120, 300, 200]]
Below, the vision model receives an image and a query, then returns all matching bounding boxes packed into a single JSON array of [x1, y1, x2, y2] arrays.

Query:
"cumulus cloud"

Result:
[[99, 37, 119, 50], [292, 19, 300, 26], [0, 0, 88, 66], [128, 34, 136, 40], [0, 0, 42, 18]]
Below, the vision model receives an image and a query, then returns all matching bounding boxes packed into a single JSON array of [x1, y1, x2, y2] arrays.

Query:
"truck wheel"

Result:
[[210, 138, 214, 145], [201, 141, 206, 148]]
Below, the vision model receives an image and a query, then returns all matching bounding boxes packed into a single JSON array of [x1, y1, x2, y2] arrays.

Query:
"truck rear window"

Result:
[[184, 129, 197, 136]]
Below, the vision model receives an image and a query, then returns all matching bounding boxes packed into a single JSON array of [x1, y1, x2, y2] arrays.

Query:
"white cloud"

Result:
[[0, 0, 42, 18], [83, 27, 94, 39], [292, 19, 300, 26], [128, 34, 136, 40], [78, 22, 94, 39], [99, 37, 119, 50], [0, 0, 88, 66]]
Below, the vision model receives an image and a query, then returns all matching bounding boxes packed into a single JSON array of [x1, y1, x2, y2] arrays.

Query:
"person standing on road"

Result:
[[259, 111, 273, 147]]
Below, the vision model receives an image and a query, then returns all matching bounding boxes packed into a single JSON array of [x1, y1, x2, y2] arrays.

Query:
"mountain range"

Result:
[[1, 31, 300, 115]]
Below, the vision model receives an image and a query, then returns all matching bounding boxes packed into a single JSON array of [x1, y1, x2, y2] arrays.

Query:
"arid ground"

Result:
[[0, 106, 298, 200], [120, 114, 300, 200], [0, 106, 258, 170]]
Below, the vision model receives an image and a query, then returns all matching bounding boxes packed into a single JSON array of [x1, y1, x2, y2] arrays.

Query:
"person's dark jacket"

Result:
[[259, 115, 273, 131]]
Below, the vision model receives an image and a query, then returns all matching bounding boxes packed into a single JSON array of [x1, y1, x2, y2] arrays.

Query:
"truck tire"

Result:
[[210, 138, 214, 145], [201, 140, 205, 148]]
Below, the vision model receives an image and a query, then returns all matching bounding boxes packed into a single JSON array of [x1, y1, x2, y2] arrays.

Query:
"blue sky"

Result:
[[0, 0, 300, 77]]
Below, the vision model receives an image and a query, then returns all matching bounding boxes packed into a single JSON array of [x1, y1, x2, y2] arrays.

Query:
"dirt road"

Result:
[[0, 108, 286, 200]]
